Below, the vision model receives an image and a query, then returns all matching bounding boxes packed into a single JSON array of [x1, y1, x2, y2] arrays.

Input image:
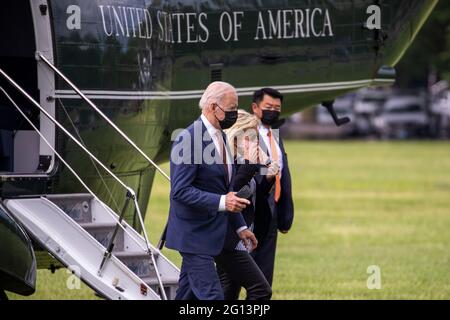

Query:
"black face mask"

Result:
[[215, 105, 238, 130], [261, 110, 280, 126]]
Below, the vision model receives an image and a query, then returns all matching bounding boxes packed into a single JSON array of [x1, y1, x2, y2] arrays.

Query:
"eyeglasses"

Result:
[[215, 103, 238, 112]]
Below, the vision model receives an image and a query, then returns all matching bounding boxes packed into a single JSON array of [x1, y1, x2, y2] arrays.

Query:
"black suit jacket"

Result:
[[254, 134, 294, 241], [222, 163, 259, 251]]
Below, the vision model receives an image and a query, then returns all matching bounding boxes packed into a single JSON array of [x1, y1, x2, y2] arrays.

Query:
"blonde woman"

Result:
[[225, 110, 279, 188], [225, 110, 279, 170], [214, 110, 278, 300]]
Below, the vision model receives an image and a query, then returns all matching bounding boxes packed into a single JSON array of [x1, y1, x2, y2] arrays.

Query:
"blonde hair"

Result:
[[225, 110, 260, 159]]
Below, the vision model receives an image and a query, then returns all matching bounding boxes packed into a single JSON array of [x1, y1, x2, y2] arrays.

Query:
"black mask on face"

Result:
[[261, 110, 280, 126], [215, 104, 238, 130]]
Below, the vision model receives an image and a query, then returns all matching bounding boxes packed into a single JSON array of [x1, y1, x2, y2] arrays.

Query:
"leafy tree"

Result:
[[396, 1, 450, 87]]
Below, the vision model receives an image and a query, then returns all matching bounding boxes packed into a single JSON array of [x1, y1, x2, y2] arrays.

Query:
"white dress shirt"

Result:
[[259, 124, 284, 176], [201, 114, 233, 183], [201, 115, 247, 234]]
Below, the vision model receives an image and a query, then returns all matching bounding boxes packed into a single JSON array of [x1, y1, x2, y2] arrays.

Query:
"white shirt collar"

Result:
[[201, 114, 220, 137], [201, 114, 232, 182], [258, 123, 283, 174], [259, 123, 271, 135]]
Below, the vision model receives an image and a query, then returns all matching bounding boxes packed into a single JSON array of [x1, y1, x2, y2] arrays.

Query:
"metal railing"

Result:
[[36, 52, 172, 251], [36, 52, 171, 182], [0, 68, 168, 300]]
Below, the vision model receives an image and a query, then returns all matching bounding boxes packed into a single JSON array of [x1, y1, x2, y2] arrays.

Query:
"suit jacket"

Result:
[[223, 163, 262, 250], [166, 118, 246, 256], [254, 133, 294, 241]]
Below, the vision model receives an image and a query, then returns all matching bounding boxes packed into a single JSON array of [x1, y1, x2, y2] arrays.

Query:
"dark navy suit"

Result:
[[252, 132, 294, 286], [166, 118, 246, 300]]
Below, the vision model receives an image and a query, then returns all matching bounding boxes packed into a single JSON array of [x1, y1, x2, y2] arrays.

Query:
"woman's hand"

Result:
[[238, 228, 258, 251], [266, 160, 280, 179], [244, 136, 261, 164]]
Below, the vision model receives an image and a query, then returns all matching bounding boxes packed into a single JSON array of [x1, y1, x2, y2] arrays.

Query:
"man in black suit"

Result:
[[251, 88, 295, 286]]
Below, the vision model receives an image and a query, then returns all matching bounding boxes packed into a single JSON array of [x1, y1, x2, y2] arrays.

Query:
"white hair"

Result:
[[199, 81, 237, 110]]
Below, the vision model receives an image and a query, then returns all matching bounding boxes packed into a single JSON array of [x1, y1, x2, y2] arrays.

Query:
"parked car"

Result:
[[430, 90, 450, 138], [353, 89, 388, 136], [316, 93, 356, 125], [373, 96, 430, 139]]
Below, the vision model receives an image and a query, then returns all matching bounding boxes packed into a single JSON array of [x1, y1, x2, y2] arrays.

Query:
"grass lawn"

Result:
[[8, 141, 450, 300]]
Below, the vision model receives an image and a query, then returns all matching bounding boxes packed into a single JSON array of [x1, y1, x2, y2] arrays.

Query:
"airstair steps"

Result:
[[143, 276, 179, 286], [0, 64, 178, 300], [113, 251, 156, 278], [46, 193, 93, 223], [78, 222, 125, 251], [3, 194, 180, 300], [78, 222, 119, 229], [113, 251, 159, 259], [142, 276, 179, 299]]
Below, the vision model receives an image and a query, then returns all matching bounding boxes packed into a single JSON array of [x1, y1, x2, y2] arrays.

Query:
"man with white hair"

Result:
[[166, 81, 257, 300]]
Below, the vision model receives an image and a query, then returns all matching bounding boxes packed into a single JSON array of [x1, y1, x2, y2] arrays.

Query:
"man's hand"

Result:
[[225, 192, 250, 213], [238, 229, 258, 251]]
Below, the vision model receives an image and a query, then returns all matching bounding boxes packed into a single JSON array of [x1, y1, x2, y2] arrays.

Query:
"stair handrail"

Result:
[[36, 52, 171, 182], [36, 52, 172, 252], [0, 72, 167, 299]]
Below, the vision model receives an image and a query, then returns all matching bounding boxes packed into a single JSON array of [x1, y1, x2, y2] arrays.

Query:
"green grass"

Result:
[[8, 141, 450, 300]]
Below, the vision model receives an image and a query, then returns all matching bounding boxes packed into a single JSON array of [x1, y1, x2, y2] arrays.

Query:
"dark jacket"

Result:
[[166, 119, 246, 256], [222, 162, 260, 250], [254, 135, 294, 241]]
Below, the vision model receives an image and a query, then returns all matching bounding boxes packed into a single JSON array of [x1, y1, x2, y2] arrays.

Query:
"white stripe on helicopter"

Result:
[[54, 78, 394, 100]]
